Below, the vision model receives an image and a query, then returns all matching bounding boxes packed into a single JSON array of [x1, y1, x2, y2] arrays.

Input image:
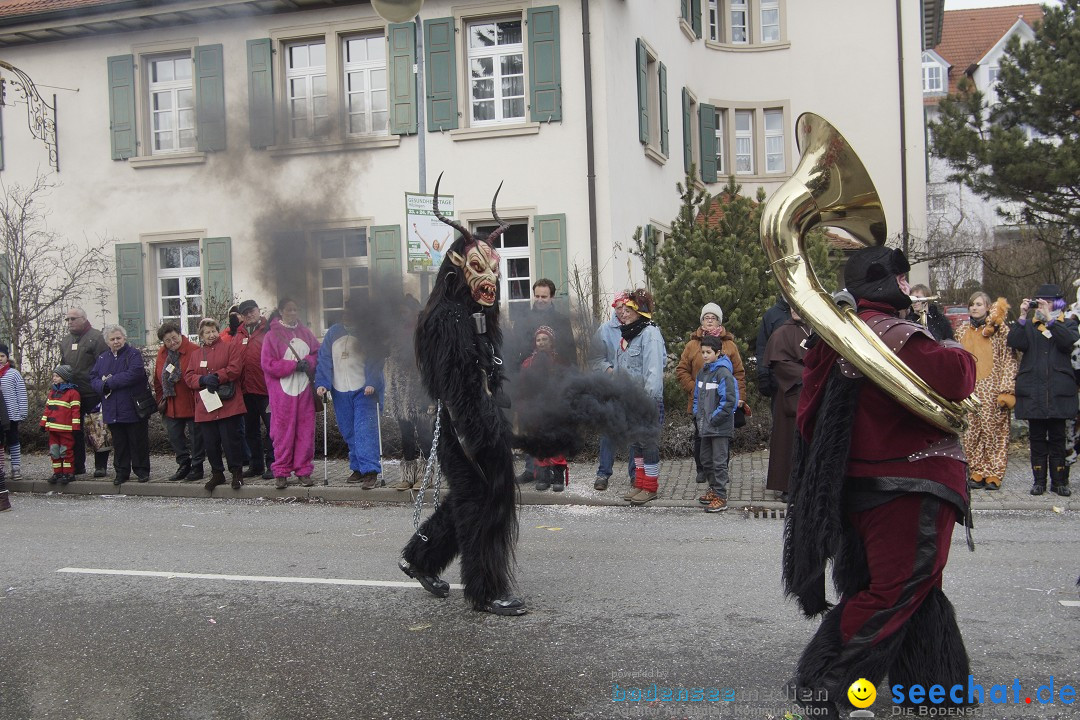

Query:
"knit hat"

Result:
[[0, 343, 8, 356], [54, 364, 74, 383], [237, 299, 260, 314], [534, 325, 555, 341], [700, 302, 723, 325]]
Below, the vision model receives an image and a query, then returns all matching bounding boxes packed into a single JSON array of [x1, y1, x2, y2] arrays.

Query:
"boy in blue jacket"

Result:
[[694, 335, 738, 513]]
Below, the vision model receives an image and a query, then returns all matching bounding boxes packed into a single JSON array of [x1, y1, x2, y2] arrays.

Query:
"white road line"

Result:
[[1059, 600, 1080, 607], [57, 567, 463, 590]]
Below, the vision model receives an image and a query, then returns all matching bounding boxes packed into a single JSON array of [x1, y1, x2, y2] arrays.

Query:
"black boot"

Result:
[[187, 463, 204, 481], [1030, 463, 1047, 496], [1050, 464, 1072, 497], [167, 460, 191, 482], [204, 470, 226, 493], [231, 468, 244, 490]]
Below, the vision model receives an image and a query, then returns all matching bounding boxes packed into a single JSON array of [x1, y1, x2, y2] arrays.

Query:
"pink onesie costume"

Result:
[[261, 317, 321, 478]]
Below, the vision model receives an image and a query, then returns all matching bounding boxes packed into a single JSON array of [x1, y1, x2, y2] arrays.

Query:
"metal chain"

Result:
[[411, 400, 443, 541]]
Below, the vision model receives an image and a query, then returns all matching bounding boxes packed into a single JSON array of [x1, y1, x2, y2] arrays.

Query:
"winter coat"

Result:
[[235, 318, 270, 396], [675, 327, 747, 414], [613, 324, 666, 402], [183, 337, 247, 422], [153, 336, 200, 419], [0, 364, 28, 423], [755, 296, 791, 396], [588, 312, 621, 373], [693, 355, 737, 438], [509, 305, 576, 370], [314, 323, 385, 405], [1007, 316, 1080, 420], [89, 343, 148, 425], [60, 326, 108, 409], [41, 384, 81, 432]]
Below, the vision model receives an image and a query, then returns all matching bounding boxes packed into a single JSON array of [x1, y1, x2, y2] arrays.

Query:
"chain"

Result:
[[411, 400, 444, 541]]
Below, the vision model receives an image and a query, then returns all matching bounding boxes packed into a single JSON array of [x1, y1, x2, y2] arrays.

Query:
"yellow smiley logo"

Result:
[[847, 678, 877, 708]]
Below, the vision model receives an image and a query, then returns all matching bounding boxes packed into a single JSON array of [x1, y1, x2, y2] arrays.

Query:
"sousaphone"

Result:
[[759, 112, 976, 433]]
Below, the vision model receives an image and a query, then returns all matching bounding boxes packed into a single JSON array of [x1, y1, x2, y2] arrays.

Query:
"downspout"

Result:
[[895, 0, 910, 255], [581, 0, 600, 312]]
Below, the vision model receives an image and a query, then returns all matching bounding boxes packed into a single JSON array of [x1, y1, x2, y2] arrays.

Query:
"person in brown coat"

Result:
[[674, 303, 747, 484], [184, 318, 247, 492], [763, 312, 811, 502]]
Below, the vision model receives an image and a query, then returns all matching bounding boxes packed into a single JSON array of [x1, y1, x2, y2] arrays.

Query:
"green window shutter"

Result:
[[659, 62, 668, 156], [195, 44, 226, 152], [699, 103, 718, 183], [424, 17, 459, 131], [107, 54, 137, 160], [528, 5, 561, 122], [680, 0, 689, 22], [115, 243, 146, 346], [533, 214, 568, 296], [682, 88, 692, 174], [387, 23, 418, 135], [636, 39, 648, 145], [691, 0, 702, 38], [371, 225, 403, 292], [202, 237, 233, 315], [247, 38, 275, 148]]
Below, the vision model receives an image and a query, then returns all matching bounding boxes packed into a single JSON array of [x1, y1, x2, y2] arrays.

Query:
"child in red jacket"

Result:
[[41, 365, 81, 485]]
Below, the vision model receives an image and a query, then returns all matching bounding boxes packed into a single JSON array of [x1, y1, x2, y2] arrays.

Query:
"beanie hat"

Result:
[[700, 335, 725, 352], [0, 343, 8, 356], [534, 325, 555, 341], [700, 302, 723, 325], [54, 364, 74, 383], [844, 246, 912, 310]]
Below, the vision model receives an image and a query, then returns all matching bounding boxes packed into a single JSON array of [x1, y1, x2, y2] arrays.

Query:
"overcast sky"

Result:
[[944, 0, 1060, 8]]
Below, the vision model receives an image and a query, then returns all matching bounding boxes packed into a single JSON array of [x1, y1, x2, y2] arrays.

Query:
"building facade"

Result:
[[0, 0, 936, 345]]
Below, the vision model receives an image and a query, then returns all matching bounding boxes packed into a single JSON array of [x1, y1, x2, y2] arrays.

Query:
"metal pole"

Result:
[[323, 394, 330, 485]]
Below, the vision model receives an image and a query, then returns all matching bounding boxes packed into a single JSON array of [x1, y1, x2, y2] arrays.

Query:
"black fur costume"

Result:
[[400, 194, 521, 614]]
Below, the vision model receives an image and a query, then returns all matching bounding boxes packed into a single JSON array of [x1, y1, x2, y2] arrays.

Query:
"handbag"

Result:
[[84, 410, 113, 452], [133, 384, 158, 420], [733, 405, 747, 429]]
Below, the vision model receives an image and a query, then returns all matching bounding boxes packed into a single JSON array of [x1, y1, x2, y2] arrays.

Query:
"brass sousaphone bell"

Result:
[[759, 113, 976, 433]]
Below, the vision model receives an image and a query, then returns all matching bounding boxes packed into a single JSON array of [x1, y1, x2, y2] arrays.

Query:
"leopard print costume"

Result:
[[956, 320, 1018, 484]]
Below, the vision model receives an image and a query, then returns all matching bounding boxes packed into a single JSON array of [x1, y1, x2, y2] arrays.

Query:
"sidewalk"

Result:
[[7, 449, 1075, 512]]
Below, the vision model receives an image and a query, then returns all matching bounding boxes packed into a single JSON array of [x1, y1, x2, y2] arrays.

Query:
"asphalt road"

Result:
[[0, 495, 1077, 720]]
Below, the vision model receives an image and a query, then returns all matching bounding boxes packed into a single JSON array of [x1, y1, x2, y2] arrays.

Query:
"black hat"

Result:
[[1034, 283, 1063, 299], [0, 343, 8, 356], [237, 299, 259, 314], [844, 246, 912, 310]]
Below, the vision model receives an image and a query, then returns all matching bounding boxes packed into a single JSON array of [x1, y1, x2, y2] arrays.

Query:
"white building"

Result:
[[0, 0, 939, 345], [922, 3, 1043, 293]]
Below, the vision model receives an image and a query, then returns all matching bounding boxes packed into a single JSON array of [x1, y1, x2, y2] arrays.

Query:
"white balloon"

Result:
[[372, 0, 423, 23]]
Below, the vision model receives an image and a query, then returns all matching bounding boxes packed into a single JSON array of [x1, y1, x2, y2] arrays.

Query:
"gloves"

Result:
[[295, 359, 309, 374], [101, 382, 111, 395], [997, 393, 1015, 410], [200, 374, 220, 390]]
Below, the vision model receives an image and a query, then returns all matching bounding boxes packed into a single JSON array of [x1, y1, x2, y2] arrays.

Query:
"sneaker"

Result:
[[261, 470, 274, 480], [622, 486, 640, 502], [10, 466, 21, 481], [534, 478, 551, 491], [47, 474, 60, 485], [704, 496, 728, 513], [698, 489, 719, 505], [360, 472, 380, 490], [630, 491, 657, 505], [58, 475, 73, 485], [552, 479, 565, 492], [299, 476, 315, 487], [275, 477, 288, 490], [1051, 484, 1072, 497], [594, 475, 609, 491], [346, 470, 363, 484]]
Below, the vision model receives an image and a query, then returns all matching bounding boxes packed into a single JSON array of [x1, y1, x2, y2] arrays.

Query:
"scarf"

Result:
[[162, 347, 182, 398], [703, 325, 724, 338], [619, 316, 653, 346]]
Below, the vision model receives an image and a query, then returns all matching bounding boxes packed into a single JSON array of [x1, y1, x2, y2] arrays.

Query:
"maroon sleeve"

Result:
[[896, 333, 976, 402]]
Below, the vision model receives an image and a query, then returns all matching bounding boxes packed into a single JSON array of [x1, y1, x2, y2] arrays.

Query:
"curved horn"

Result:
[[432, 172, 472, 240], [485, 180, 512, 245], [759, 112, 977, 433]]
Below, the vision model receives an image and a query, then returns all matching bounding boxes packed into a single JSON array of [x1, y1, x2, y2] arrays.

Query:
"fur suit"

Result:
[[262, 317, 320, 478], [400, 233, 522, 614], [314, 322, 385, 475]]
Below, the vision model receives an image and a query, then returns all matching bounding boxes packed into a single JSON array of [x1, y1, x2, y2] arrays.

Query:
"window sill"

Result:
[[724, 171, 790, 183], [449, 122, 541, 141], [267, 135, 402, 157], [643, 144, 667, 166], [679, 19, 698, 42], [128, 152, 208, 169], [704, 40, 790, 53]]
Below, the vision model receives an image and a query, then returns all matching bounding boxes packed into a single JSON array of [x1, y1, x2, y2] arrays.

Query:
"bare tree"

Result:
[[0, 173, 111, 390]]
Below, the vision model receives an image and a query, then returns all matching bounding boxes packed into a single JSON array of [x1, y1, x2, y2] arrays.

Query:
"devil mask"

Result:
[[451, 241, 500, 307]]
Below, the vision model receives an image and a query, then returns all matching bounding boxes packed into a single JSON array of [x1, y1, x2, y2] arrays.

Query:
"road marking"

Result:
[[1060, 600, 1080, 607], [58, 567, 463, 590]]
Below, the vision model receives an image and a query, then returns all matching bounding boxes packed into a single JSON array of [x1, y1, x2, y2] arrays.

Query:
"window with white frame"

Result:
[[286, 40, 330, 140], [760, 0, 780, 42], [735, 109, 753, 174], [708, 0, 720, 41], [318, 228, 369, 331], [922, 54, 944, 93], [714, 108, 726, 176], [987, 66, 1000, 87], [468, 18, 526, 126], [148, 55, 195, 154], [472, 221, 531, 320], [156, 243, 203, 338], [764, 108, 785, 173], [928, 192, 947, 214], [343, 34, 388, 137], [730, 0, 748, 44]]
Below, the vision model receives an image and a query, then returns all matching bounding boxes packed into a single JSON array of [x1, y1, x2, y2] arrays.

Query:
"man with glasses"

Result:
[[59, 308, 110, 477]]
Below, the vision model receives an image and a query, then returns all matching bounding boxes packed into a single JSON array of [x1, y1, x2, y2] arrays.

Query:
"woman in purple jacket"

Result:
[[90, 325, 151, 485]]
